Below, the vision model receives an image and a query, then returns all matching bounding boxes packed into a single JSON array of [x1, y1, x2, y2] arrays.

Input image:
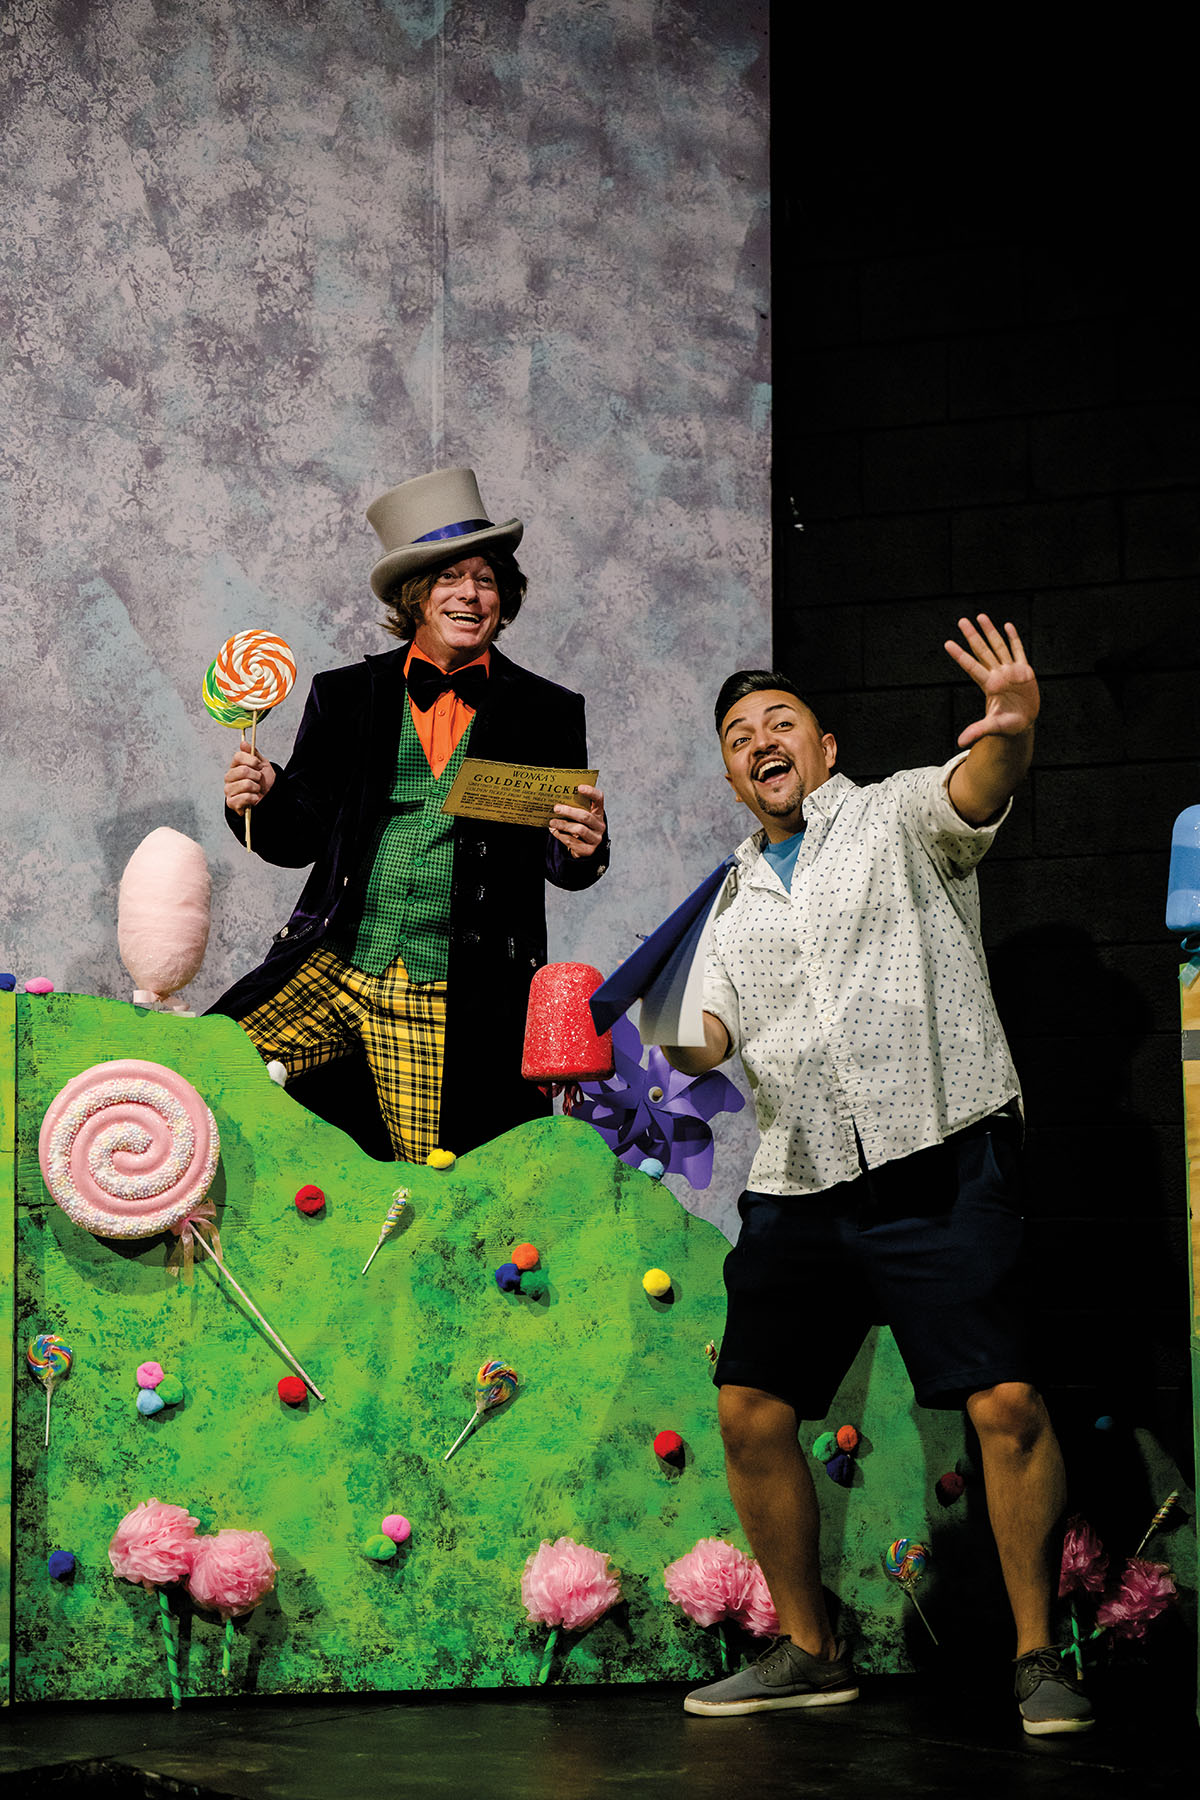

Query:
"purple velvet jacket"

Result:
[[210, 642, 608, 1154]]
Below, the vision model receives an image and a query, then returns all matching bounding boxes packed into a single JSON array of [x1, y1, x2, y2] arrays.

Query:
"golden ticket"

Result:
[[441, 758, 599, 828]]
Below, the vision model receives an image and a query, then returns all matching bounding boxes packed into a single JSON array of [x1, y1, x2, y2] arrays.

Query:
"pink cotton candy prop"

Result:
[[1095, 1558, 1176, 1640], [109, 1498, 199, 1709], [117, 828, 211, 1008], [521, 1536, 622, 1682], [187, 1528, 279, 1679]]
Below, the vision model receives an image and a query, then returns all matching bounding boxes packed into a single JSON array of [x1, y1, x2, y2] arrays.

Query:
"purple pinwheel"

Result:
[[571, 1016, 744, 1189]]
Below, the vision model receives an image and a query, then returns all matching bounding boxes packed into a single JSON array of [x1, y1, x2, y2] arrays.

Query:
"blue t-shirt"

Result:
[[761, 829, 805, 891]]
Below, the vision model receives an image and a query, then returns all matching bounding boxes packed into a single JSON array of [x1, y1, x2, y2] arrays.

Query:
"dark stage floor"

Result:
[[2, 1668, 1197, 1800]]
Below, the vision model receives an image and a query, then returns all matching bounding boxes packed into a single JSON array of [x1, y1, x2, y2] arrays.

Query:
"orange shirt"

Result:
[[404, 643, 490, 779]]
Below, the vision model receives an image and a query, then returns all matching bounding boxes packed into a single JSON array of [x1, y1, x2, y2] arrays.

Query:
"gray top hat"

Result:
[[366, 467, 524, 599]]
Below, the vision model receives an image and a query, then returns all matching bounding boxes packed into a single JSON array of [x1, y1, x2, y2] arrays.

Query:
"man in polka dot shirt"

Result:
[[667, 617, 1091, 1737]]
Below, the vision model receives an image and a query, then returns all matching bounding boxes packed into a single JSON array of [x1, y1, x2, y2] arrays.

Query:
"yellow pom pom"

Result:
[[426, 1148, 456, 1170], [642, 1267, 672, 1297]]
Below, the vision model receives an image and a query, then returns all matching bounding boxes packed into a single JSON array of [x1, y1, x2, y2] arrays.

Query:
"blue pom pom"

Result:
[[1094, 1414, 1115, 1432], [48, 1550, 76, 1579], [824, 1450, 853, 1486], [136, 1389, 166, 1416], [494, 1262, 521, 1292], [0, 974, 16, 992], [638, 1157, 666, 1179]]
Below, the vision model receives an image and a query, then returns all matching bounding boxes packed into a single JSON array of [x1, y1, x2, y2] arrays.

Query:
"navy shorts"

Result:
[[714, 1110, 1033, 1415]]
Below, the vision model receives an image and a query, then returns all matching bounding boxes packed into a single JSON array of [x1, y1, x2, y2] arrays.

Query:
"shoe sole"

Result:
[[1022, 1715, 1095, 1736], [684, 1685, 860, 1717]]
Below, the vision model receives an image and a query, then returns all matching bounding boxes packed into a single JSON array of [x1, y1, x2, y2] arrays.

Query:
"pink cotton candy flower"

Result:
[[663, 1537, 779, 1638], [521, 1536, 622, 1633], [1095, 1558, 1176, 1640], [1058, 1515, 1109, 1598], [186, 1529, 278, 1619], [108, 1498, 199, 1592]]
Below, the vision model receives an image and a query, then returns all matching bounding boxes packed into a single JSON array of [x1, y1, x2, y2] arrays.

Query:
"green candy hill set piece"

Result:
[[11, 996, 1194, 1703]]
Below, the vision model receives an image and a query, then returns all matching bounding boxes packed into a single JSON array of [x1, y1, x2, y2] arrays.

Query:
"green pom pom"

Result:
[[522, 1272, 549, 1300], [811, 1431, 838, 1463], [362, 1534, 397, 1562], [154, 1376, 184, 1406]]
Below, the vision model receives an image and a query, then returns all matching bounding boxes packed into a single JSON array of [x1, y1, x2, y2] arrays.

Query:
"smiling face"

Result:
[[412, 555, 502, 669], [719, 688, 837, 841]]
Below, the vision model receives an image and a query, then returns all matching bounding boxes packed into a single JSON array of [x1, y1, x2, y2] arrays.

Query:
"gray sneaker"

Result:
[[683, 1636, 859, 1716], [1014, 1647, 1095, 1735]]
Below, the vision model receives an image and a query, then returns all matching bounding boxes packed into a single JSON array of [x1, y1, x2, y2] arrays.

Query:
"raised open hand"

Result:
[[945, 615, 1040, 748]]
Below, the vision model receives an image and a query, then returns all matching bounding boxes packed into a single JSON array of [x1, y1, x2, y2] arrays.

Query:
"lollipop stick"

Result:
[[44, 1378, 53, 1449], [361, 1241, 385, 1276], [905, 1588, 939, 1646], [194, 1232, 326, 1402], [243, 713, 258, 854], [222, 1617, 235, 1680], [443, 1409, 482, 1462]]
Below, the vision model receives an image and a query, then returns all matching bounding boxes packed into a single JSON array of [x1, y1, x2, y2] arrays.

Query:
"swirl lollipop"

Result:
[[202, 661, 254, 730], [211, 630, 296, 851], [443, 1359, 519, 1462], [39, 1060, 324, 1402], [882, 1537, 938, 1644], [361, 1186, 410, 1275], [27, 1333, 72, 1448]]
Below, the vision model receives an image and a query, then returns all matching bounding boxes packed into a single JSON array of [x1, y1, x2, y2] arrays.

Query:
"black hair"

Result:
[[714, 669, 815, 736]]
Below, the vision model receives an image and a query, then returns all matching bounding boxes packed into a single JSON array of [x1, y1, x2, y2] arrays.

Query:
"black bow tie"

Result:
[[406, 659, 489, 712]]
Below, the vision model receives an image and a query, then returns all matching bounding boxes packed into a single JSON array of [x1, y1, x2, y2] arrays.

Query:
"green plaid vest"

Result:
[[333, 702, 472, 981]]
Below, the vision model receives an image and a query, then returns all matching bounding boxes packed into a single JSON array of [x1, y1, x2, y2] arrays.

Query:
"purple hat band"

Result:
[[413, 518, 490, 545]]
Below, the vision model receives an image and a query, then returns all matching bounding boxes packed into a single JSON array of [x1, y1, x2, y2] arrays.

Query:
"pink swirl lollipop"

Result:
[[213, 630, 296, 715], [38, 1059, 219, 1238]]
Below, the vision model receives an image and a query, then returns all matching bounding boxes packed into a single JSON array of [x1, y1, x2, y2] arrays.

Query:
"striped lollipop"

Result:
[[27, 1332, 72, 1448], [211, 630, 296, 852], [443, 1359, 519, 1462]]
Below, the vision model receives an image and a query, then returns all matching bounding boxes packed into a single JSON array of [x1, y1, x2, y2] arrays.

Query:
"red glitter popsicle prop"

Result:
[[211, 630, 297, 852], [522, 964, 614, 1101]]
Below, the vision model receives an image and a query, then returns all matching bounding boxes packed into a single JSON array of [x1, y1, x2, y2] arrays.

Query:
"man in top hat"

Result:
[[211, 467, 609, 1161]]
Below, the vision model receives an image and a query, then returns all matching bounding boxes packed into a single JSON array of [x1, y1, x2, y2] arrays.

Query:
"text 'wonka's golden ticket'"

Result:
[[441, 759, 599, 828]]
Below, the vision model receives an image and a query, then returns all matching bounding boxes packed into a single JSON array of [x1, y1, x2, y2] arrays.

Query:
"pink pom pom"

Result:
[[663, 1537, 753, 1628], [733, 1557, 780, 1639], [108, 1498, 199, 1591], [186, 1529, 279, 1619], [1095, 1558, 1176, 1640], [136, 1361, 165, 1389], [520, 1536, 622, 1632], [1058, 1515, 1109, 1598]]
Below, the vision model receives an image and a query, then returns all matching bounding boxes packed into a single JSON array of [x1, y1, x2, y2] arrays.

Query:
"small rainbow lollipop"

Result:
[[443, 1359, 519, 1462], [882, 1537, 937, 1644], [361, 1186, 410, 1275], [27, 1333, 72, 1448], [202, 661, 255, 730], [211, 630, 297, 853]]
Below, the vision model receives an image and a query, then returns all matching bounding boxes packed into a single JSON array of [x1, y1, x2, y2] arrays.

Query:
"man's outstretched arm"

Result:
[[945, 614, 1040, 826], [661, 1010, 732, 1075]]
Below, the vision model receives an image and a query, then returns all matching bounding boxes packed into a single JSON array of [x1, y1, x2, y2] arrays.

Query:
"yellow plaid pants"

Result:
[[238, 946, 447, 1163]]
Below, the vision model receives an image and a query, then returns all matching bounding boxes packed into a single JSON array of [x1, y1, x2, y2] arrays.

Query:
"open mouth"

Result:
[[753, 756, 792, 786], [445, 611, 483, 625]]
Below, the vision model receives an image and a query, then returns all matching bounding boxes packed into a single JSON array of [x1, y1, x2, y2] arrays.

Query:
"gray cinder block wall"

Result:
[[773, 92, 1198, 1542]]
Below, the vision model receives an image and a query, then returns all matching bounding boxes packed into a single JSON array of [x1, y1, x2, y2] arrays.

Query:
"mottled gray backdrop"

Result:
[[0, 0, 768, 1230]]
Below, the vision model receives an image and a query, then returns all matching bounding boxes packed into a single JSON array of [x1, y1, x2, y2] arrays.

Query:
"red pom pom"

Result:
[[512, 1242, 540, 1271], [294, 1185, 325, 1215], [936, 1471, 965, 1505], [277, 1377, 307, 1405], [836, 1424, 859, 1453], [654, 1429, 684, 1460]]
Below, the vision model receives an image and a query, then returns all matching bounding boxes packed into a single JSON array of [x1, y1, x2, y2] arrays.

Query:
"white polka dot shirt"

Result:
[[702, 757, 1021, 1197]]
